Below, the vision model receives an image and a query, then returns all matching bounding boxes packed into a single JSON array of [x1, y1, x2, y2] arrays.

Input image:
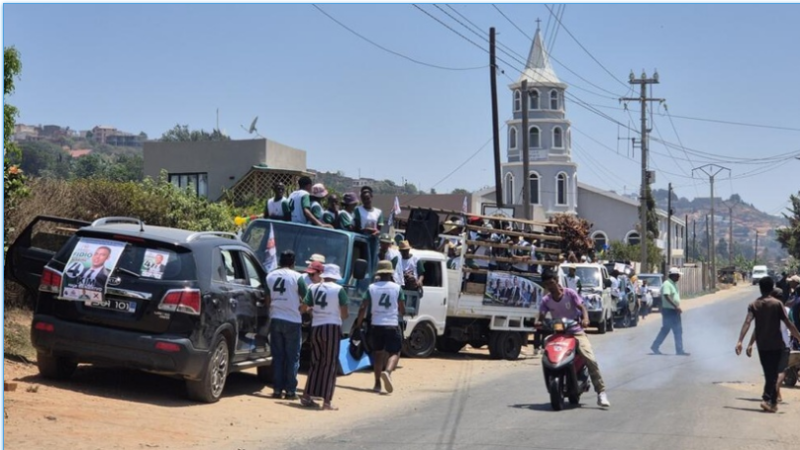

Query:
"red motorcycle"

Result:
[[540, 318, 591, 411]]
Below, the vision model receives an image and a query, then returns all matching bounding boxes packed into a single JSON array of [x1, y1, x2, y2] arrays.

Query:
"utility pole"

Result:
[[667, 182, 673, 271], [754, 232, 759, 265], [621, 70, 663, 271], [521, 79, 531, 219], [490, 27, 503, 207], [706, 214, 711, 289], [692, 164, 731, 291], [692, 219, 696, 263], [684, 214, 689, 264]]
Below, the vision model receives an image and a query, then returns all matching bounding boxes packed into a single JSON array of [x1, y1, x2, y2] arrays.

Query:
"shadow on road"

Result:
[[17, 366, 268, 407], [723, 406, 764, 413], [510, 402, 563, 412]]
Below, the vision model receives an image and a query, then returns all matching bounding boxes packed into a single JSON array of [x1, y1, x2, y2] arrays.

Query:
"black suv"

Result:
[[5, 216, 272, 403]]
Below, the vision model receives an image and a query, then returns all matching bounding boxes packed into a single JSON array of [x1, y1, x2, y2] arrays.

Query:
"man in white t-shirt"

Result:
[[288, 177, 327, 227], [379, 234, 405, 286], [399, 240, 425, 290], [353, 186, 384, 236], [265, 250, 310, 400], [264, 182, 290, 221], [355, 260, 406, 394]]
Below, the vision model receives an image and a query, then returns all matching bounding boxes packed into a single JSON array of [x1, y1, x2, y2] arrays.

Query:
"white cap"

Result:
[[321, 264, 342, 281], [305, 253, 326, 264], [668, 267, 683, 275]]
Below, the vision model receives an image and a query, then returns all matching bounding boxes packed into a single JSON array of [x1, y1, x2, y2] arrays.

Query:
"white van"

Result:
[[751, 265, 769, 285]]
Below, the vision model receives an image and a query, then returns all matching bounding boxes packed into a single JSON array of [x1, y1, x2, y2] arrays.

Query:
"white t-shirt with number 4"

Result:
[[266, 268, 305, 324], [366, 281, 406, 327], [304, 282, 349, 327]]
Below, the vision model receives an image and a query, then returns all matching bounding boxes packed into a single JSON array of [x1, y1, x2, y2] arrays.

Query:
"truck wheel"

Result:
[[488, 333, 502, 359], [37, 352, 77, 381], [436, 337, 466, 354], [186, 334, 229, 403], [402, 322, 436, 358], [491, 331, 522, 360]]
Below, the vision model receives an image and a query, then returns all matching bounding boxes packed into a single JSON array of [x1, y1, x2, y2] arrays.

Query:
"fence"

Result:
[[679, 263, 706, 297]]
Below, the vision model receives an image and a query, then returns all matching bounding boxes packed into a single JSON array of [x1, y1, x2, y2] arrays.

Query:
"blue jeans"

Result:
[[651, 308, 684, 353], [269, 318, 302, 395]]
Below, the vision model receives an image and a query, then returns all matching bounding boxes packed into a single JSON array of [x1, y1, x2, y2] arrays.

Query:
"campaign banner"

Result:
[[60, 237, 126, 302], [141, 249, 171, 279], [483, 271, 543, 309]]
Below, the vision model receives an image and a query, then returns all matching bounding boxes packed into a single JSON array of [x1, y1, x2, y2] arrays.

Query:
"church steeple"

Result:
[[517, 26, 561, 85]]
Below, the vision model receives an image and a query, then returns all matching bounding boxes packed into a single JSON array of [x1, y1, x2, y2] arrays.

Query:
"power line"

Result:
[[491, 4, 530, 40], [543, 4, 630, 91], [312, 5, 486, 72]]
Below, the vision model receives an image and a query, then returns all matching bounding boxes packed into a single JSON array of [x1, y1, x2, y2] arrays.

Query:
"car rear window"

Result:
[[54, 235, 196, 281]]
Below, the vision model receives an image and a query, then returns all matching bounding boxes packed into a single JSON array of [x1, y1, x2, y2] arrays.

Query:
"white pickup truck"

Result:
[[401, 249, 566, 361]]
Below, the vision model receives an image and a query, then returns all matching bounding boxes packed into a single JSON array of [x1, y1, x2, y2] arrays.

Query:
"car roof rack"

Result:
[[91, 217, 144, 228], [185, 231, 240, 243]]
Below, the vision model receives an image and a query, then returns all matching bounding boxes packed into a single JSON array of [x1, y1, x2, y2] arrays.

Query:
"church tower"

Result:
[[501, 24, 577, 218]]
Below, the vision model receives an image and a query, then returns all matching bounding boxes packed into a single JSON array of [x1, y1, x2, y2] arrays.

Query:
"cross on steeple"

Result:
[[535, 18, 541, 31]]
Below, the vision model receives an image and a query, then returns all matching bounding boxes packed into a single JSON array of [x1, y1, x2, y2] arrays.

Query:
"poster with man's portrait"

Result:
[[61, 238, 126, 302], [483, 271, 543, 310], [141, 250, 171, 279]]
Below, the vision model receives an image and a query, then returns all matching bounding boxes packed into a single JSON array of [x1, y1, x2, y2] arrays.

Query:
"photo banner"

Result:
[[483, 272, 543, 309], [60, 237, 126, 302]]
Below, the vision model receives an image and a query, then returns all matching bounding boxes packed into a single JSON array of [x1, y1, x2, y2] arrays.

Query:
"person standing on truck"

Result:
[[322, 194, 339, 227], [264, 251, 310, 400], [300, 264, 349, 410], [379, 234, 405, 287], [538, 269, 611, 408], [565, 265, 582, 293], [354, 186, 384, 236], [288, 176, 326, 227], [264, 182, 290, 221], [309, 184, 333, 229], [399, 240, 425, 291], [337, 192, 359, 231], [355, 260, 406, 394]]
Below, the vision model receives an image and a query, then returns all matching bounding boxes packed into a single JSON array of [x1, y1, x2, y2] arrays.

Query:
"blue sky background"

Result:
[[4, 3, 800, 214]]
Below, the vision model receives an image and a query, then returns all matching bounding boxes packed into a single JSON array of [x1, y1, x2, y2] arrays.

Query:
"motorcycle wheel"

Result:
[[568, 393, 580, 405], [784, 368, 798, 387], [549, 377, 564, 411]]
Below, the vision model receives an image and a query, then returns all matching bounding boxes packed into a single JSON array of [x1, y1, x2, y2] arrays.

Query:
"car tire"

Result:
[[597, 318, 607, 334], [36, 352, 77, 381], [784, 368, 798, 387], [402, 322, 436, 358], [186, 334, 230, 403], [607, 311, 615, 332]]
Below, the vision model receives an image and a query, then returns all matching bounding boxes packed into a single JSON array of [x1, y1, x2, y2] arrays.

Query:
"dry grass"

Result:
[[4, 307, 35, 362]]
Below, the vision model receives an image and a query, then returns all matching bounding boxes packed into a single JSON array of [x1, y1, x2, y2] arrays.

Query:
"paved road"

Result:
[[277, 286, 796, 450]]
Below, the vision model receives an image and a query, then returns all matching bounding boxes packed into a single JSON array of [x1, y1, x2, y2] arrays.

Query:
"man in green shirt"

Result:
[[651, 267, 689, 355], [337, 192, 358, 231]]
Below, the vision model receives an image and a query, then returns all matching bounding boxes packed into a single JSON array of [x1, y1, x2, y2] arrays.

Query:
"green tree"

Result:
[[451, 188, 470, 195], [4, 46, 28, 252], [607, 239, 663, 272], [776, 192, 800, 259], [160, 124, 230, 142], [645, 185, 658, 240]]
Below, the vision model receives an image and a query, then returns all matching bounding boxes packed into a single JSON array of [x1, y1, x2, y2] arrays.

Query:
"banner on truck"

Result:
[[61, 237, 126, 302], [483, 272, 543, 309]]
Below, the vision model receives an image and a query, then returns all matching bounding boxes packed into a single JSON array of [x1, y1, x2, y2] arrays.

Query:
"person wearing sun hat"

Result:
[[399, 240, 425, 291], [355, 260, 406, 394], [308, 183, 332, 229], [379, 234, 404, 286], [651, 267, 689, 356], [336, 192, 359, 231], [300, 264, 349, 410]]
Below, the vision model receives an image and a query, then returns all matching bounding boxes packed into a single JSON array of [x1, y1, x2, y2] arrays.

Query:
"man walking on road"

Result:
[[735, 277, 800, 412], [651, 267, 689, 356]]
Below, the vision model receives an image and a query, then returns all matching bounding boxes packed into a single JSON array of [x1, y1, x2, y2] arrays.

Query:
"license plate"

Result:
[[84, 299, 136, 313]]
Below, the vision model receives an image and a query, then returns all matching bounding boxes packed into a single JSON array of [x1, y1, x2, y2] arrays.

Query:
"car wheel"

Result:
[[620, 311, 632, 328], [186, 334, 230, 403], [784, 368, 798, 387], [607, 311, 615, 332], [596, 318, 607, 334], [36, 352, 77, 381], [402, 322, 436, 358]]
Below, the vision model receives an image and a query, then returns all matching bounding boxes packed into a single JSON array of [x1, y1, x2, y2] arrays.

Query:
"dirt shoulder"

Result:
[[2, 285, 754, 450]]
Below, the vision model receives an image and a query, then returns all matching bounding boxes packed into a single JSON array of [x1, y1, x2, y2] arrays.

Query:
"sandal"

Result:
[[300, 397, 319, 408], [322, 403, 339, 411]]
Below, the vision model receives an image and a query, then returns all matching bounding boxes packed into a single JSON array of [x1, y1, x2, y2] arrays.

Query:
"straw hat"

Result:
[[398, 240, 412, 251], [376, 260, 395, 275]]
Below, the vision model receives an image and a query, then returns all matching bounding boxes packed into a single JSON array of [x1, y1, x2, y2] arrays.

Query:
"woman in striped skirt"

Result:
[[300, 263, 350, 410]]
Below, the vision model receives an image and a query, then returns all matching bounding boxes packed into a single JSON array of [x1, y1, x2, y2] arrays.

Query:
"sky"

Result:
[[3, 2, 800, 215]]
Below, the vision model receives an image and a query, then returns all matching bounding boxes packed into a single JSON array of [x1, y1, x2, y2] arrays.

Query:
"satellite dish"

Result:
[[248, 116, 258, 134]]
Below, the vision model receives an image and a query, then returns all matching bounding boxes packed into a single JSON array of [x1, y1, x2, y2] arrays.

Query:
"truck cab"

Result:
[[241, 219, 373, 333]]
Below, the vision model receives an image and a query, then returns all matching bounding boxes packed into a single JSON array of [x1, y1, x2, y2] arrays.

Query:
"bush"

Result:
[[5, 173, 240, 245]]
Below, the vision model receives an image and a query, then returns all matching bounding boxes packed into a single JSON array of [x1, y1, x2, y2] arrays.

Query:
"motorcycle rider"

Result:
[[537, 269, 611, 408]]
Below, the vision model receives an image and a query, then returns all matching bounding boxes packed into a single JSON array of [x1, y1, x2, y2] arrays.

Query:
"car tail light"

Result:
[[154, 341, 181, 352], [34, 321, 54, 333], [39, 267, 62, 294], [159, 289, 201, 315]]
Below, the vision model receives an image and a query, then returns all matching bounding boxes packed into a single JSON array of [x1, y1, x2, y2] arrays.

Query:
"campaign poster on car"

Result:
[[141, 249, 171, 279], [60, 237, 126, 302], [483, 272, 543, 309]]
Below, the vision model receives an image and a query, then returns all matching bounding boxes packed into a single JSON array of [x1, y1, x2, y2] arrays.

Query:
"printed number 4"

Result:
[[272, 278, 286, 294], [378, 293, 392, 309], [314, 290, 328, 308]]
